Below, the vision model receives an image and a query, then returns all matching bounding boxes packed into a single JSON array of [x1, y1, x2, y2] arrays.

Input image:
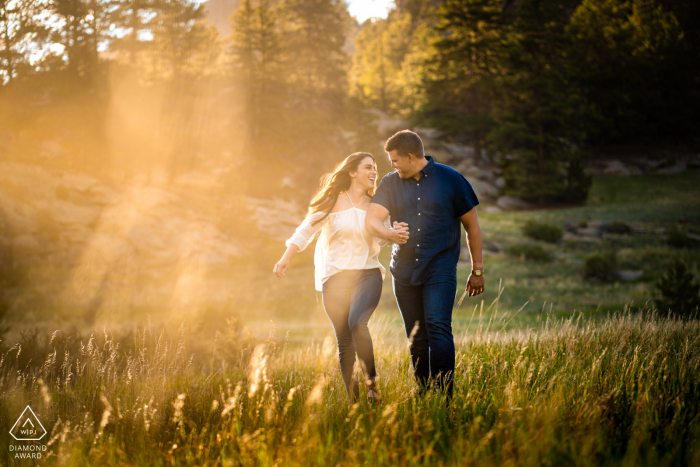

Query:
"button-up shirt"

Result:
[[371, 156, 479, 286]]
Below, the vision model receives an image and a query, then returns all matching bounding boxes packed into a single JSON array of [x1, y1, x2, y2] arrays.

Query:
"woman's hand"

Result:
[[273, 257, 290, 279], [387, 222, 409, 244], [273, 244, 299, 279]]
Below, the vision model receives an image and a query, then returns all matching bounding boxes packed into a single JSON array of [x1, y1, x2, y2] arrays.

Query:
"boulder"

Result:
[[0, 193, 36, 235], [33, 200, 101, 227], [59, 172, 101, 193], [469, 179, 499, 200], [453, 160, 492, 180], [82, 233, 134, 264], [659, 161, 686, 174], [40, 140, 68, 159], [603, 160, 631, 176], [414, 127, 442, 140], [496, 196, 533, 211], [612, 270, 643, 281], [12, 234, 41, 257], [367, 109, 410, 138], [442, 143, 474, 159], [494, 177, 506, 188], [248, 197, 304, 242]]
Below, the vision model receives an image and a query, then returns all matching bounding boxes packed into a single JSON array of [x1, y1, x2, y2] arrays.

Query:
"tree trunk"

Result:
[[538, 122, 545, 206], [473, 129, 482, 161]]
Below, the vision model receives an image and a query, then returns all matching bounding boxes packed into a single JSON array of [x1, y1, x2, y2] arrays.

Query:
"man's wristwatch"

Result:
[[472, 269, 483, 277]]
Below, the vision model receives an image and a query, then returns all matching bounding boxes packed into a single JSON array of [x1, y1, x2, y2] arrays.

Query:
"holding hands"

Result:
[[389, 221, 410, 244]]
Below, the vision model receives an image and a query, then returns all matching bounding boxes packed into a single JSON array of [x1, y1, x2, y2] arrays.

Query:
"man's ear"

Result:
[[407, 153, 415, 163]]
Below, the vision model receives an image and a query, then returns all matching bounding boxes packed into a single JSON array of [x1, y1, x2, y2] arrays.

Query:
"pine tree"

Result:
[[0, 0, 52, 84], [655, 261, 700, 318], [426, 0, 510, 159]]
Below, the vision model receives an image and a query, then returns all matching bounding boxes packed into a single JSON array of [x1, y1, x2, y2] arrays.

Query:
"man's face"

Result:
[[387, 150, 416, 179]]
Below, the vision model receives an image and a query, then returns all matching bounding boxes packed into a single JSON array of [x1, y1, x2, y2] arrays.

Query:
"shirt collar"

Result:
[[420, 156, 436, 177]]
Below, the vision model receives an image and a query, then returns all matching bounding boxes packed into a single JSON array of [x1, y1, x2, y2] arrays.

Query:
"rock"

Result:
[[612, 270, 644, 281], [442, 143, 474, 159], [40, 140, 68, 159], [429, 147, 457, 164], [603, 160, 631, 176], [36, 200, 101, 227], [82, 233, 134, 264], [248, 197, 304, 242], [59, 172, 101, 193], [494, 177, 506, 188], [687, 155, 700, 169], [414, 127, 442, 140], [469, 179, 499, 200], [496, 196, 534, 211], [176, 172, 223, 190], [486, 241, 502, 253], [86, 184, 120, 205], [578, 222, 610, 238], [12, 234, 41, 256], [484, 205, 502, 212], [628, 165, 643, 175], [659, 161, 686, 174], [367, 109, 410, 138], [0, 193, 37, 235], [453, 160, 492, 179]]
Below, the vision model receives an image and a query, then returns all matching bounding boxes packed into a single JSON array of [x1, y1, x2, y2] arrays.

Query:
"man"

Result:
[[366, 130, 484, 398]]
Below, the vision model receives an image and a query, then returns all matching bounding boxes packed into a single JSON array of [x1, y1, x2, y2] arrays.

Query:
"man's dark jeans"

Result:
[[393, 272, 457, 397]]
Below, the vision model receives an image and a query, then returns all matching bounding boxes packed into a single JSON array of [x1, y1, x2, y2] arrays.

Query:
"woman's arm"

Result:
[[273, 211, 326, 279], [366, 204, 409, 244], [273, 243, 300, 279]]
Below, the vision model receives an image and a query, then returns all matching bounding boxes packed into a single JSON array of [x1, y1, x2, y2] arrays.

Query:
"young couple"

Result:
[[273, 130, 485, 403]]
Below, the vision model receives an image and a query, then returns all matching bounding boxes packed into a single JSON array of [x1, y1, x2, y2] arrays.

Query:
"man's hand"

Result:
[[466, 273, 484, 296], [366, 203, 410, 244], [388, 221, 409, 244]]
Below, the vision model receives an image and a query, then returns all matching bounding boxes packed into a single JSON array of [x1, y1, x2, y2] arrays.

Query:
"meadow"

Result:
[[1, 309, 699, 466], [1, 172, 700, 466]]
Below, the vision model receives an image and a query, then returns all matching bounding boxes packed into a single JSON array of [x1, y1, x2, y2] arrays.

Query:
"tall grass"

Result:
[[1, 309, 699, 466]]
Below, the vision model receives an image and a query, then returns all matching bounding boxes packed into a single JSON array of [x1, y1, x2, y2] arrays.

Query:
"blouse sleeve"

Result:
[[376, 217, 394, 247], [285, 211, 328, 252]]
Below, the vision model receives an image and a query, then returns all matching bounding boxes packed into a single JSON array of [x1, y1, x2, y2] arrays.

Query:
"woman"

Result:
[[273, 153, 408, 402]]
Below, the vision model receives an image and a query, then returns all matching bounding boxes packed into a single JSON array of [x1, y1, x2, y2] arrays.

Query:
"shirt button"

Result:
[[418, 213, 421, 216], [415, 259, 418, 261], [418, 198, 420, 200], [417, 244, 420, 247], [417, 183, 420, 186], [418, 229, 420, 231]]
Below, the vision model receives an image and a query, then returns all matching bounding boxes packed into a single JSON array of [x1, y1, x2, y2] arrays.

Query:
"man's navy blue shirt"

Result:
[[371, 156, 479, 286]]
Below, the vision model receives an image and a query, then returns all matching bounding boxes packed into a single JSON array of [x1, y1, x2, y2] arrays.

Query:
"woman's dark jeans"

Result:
[[322, 268, 382, 401], [393, 272, 457, 397]]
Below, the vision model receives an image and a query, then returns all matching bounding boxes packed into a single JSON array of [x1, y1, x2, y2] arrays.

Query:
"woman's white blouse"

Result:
[[286, 208, 390, 291]]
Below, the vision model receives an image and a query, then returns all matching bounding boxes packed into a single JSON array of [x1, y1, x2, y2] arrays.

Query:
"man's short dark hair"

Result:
[[384, 130, 424, 158]]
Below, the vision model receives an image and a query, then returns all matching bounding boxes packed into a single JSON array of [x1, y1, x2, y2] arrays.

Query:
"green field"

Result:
[[1, 173, 700, 466], [242, 172, 700, 343], [1, 310, 699, 466]]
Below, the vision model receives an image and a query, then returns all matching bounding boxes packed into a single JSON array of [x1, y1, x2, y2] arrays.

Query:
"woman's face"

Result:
[[351, 156, 377, 191]]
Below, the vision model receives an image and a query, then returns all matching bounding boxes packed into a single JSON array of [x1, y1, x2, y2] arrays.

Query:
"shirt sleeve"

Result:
[[453, 173, 480, 218], [285, 211, 327, 252], [370, 173, 392, 211]]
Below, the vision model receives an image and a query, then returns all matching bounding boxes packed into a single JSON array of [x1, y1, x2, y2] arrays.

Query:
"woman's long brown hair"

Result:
[[308, 152, 376, 225]]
